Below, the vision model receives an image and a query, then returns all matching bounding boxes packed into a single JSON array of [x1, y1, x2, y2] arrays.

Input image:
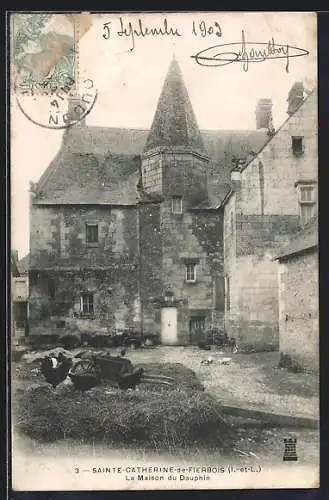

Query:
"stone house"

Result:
[[275, 217, 318, 371], [29, 58, 271, 345], [222, 88, 317, 351]]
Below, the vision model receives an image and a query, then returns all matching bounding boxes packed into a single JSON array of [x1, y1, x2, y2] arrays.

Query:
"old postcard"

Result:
[[10, 11, 319, 491]]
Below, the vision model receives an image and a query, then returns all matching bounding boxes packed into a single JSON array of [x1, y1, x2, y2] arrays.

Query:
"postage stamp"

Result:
[[9, 10, 319, 494], [12, 13, 78, 93], [11, 12, 96, 129]]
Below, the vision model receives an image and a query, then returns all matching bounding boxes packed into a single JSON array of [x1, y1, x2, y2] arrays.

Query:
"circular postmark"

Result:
[[15, 75, 98, 129]]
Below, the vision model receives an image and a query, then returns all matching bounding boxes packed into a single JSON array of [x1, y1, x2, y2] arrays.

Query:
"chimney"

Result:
[[255, 99, 273, 130], [287, 81, 304, 116]]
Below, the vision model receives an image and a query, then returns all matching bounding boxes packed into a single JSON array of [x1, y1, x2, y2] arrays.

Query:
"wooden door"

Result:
[[189, 316, 206, 344], [161, 307, 178, 345]]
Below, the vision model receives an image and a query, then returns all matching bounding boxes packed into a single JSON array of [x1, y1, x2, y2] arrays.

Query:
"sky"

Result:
[[11, 12, 317, 258]]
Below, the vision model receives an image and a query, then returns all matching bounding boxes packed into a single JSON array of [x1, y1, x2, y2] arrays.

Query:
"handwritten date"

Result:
[[102, 18, 222, 52], [192, 20, 222, 38]]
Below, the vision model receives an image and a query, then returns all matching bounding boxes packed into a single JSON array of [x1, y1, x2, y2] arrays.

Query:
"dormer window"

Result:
[[292, 136, 304, 157], [172, 196, 183, 214]]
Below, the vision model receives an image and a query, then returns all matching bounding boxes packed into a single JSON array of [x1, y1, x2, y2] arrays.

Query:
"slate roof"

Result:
[[48, 126, 267, 168], [33, 126, 267, 206], [275, 217, 318, 261], [144, 58, 207, 155], [33, 58, 268, 207], [36, 149, 141, 205]]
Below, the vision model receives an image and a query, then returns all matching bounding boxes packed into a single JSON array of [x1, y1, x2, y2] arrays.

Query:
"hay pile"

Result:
[[14, 363, 231, 450]]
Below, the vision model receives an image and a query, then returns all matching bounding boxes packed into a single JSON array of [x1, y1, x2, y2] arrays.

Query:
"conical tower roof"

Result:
[[144, 58, 208, 156]]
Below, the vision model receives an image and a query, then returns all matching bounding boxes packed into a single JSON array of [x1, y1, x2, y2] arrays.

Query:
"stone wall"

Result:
[[30, 204, 138, 269], [236, 215, 300, 258], [141, 154, 163, 194], [29, 268, 140, 335], [29, 203, 140, 335], [139, 201, 163, 334], [161, 153, 209, 207], [29, 195, 224, 342], [226, 254, 280, 350], [140, 148, 224, 344], [142, 151, 209, 206], [160, 199, 224, 344], [278, 250, 319, 371], [224, 208, 300, 350]]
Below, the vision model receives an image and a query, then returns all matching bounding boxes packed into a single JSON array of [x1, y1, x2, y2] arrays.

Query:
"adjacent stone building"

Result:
[[29, 58, 269, 344], [275, 218, 318, 371], [223, 88, 317, 351]]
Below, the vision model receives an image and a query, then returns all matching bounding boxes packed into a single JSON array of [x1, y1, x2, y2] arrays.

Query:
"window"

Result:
[[292, 136, 304, 156], [86, 224, 99, 244], [186, 263, 196, 283], [300, 204, 314, 225], [300, 186, 314, 202], [297, 184, 316, 225], [80, 293, 94, 315], [172, 196, 183, 214]]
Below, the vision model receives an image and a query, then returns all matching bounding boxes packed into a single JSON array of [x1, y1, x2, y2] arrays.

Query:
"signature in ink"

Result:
[[191, 30, 309, 72]]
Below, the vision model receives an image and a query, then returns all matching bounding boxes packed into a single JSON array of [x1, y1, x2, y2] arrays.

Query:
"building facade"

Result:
[[223, 89, 317, 351], [29, 61, 317, 349], [29, 58, 271, 345]]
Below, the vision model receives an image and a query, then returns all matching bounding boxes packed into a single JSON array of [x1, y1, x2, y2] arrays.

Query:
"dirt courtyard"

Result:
[[12, 344, 319, 469], [121, 346, 319, 420]]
